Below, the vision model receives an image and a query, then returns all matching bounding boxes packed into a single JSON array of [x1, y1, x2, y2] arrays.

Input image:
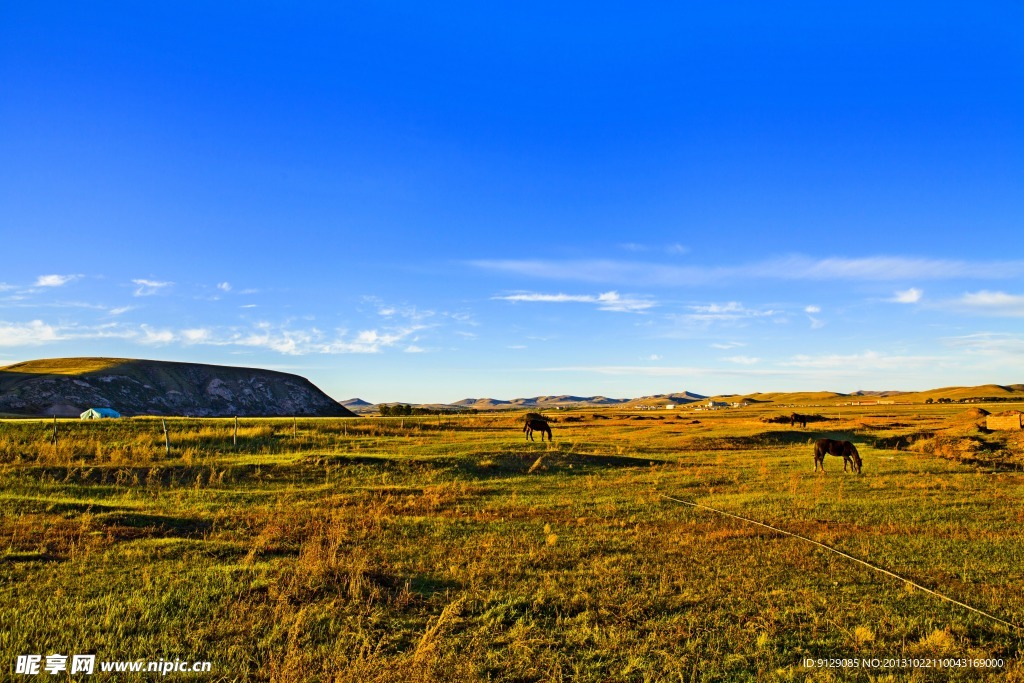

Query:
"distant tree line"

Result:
[[925, 397, 1015, 404], [378, 404, 478, 416]]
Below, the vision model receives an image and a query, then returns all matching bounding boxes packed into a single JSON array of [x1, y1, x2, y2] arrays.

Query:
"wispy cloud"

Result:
[[724, 355, 760, 365], [804, 305, 824, 329], [35, 274, 81, 287], [132, 279, 174, 296], [136, 321, 427, 355], [891, 288, 923, 303], [711, 341, 745, 349], [0, 320, 61, 346], [470, 255, 1024, 285], [952, 291, 1024, 317], [944, 332, 1024, 356], [494, 290, 655, 313], [217, 282, 232, 292], [779, 350, 945, 370], [675, 301, 780, 324], [0, 320, 135, 346]]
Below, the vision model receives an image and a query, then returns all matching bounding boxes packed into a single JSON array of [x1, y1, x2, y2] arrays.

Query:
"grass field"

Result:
[[2, 403, 1023, 681]]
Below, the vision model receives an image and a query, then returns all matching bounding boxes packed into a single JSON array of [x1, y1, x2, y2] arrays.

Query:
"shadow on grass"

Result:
[[94, 512, 213, 540], [1, 498, 126, 515], [312, 450, 654, 480], [1, 552, 63, 564]]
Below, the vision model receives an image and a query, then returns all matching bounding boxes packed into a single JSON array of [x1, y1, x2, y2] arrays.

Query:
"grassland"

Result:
[[2, 403, 1023, 681]]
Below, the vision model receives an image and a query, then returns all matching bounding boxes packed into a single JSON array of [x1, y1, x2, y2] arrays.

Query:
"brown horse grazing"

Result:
[[813, 438, 862, 473], [523, 418, 552, 442], [790, 412, 808, 428]]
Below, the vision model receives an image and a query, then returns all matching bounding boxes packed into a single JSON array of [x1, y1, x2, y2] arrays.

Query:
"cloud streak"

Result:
[[891, 288, 923, 303], [952, 291, 1024, 317], [494, 290, 655, 312], [35, 274, 81, 287], [470, 255, 1024, 285], [132, 279, 174, 296]]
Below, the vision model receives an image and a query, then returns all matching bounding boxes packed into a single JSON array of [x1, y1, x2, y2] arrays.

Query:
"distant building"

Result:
[[80, 408, 121, 419], [665, 404, 675, 409]]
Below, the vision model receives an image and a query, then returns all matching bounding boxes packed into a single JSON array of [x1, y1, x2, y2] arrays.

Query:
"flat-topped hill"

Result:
[[0, 357, 355, 418]]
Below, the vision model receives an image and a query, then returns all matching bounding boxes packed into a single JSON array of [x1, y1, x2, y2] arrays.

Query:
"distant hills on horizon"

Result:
[[3, 357, 1021, 418], [0, 357, 356, 417], [343, 384, 1024, 413]]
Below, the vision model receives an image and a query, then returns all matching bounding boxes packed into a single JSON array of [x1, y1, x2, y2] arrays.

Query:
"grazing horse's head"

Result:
[[844, 442, 863, 473]]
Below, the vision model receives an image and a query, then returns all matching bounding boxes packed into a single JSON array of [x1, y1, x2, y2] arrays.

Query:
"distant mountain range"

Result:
[[10, 358, 1018, 418], [0, 358, 356, 417], [343, 385, 1024, 413], [341, 391, 709, 413]]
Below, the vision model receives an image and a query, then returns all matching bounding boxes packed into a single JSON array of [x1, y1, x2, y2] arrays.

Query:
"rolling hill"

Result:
[[0, 358, 356, 417]]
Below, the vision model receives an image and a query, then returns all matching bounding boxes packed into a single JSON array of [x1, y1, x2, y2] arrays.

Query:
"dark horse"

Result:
[[790, 412, 808, 428], [523, 417, 553, 442], [813, 438, 862, 473]]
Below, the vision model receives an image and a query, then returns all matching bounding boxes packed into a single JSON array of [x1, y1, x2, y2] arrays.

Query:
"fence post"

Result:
[[234, 416, 238, 448], [52, 415, 58, 451], [162, 419, 170, 457]]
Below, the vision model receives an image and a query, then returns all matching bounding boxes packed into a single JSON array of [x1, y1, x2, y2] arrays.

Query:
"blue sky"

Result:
[[2, 2, 1022, 403]]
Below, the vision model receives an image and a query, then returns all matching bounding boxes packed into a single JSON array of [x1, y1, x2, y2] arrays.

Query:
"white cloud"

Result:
[[108, 306, 133, 316], [645, 354, 662, 361], [0, 319, 136, 346], [0, 320, 61, 346], [891, 288, 923, 303], [804, 305, 821, 314], [217, 282, 232, 292], [711, 341, 745, 349], [139, 325, 176, 344], [470, 255, 1024, 285], [953, 290, 1024, 317], [181, 328, 213, 343], [495, 290, 654, 313], [944, 332, 1024, 358], [677, 301, 780, 323], [724, 355, 760, 365], [404, 345, 426, 353], [35, 274, 81, 287], [132, 279, 174, 296], [780, 350, 944, 370]]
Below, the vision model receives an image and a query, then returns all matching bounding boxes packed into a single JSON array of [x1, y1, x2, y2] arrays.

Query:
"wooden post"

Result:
[[162, 419, 170, 457], [233, 416, 238, 448], [52, 415, 58, 450], [293, 416, 297, 438]]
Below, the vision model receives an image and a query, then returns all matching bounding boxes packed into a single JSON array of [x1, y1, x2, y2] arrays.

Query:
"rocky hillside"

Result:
[[0, 358, 356, 417]]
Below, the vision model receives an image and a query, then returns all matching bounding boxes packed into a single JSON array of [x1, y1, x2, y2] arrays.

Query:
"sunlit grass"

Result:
[[1, 404, 1022, 680]]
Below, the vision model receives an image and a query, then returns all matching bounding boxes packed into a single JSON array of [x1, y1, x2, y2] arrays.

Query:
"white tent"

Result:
[[80, 408, 121, 419]]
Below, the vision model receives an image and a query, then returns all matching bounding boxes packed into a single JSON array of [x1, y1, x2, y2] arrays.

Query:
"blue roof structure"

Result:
[[80, 408, 121, 419]]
